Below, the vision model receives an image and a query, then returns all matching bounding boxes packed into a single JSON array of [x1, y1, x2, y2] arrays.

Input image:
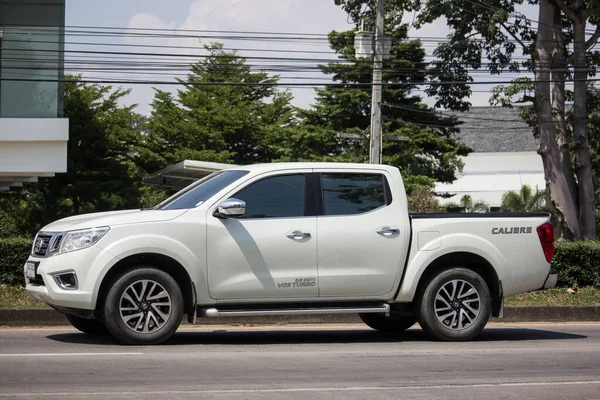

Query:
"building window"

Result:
[[0, 0, 65, 118]]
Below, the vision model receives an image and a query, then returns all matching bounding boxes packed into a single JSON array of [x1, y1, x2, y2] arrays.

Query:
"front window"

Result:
[[157, 170, 249, 210], [233, 174, 305, 218]]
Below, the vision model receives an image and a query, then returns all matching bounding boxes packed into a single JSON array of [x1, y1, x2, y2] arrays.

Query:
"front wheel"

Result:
[[359, 313, 417, 334], [416, 268, 491, 341], [65, 314, 107, 335], [102, 267, 183, 345]]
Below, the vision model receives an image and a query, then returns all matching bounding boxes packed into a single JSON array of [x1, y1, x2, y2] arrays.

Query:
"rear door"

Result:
[[315, 169, 411, 297]]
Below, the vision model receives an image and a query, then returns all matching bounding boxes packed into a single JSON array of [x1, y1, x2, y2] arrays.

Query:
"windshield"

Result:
[[156, 170, 249, 210]]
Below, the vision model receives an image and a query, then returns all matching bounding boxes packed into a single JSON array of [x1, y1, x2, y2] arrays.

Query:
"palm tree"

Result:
[[501, 185, 546, 212], [460, 195, 490, 213]]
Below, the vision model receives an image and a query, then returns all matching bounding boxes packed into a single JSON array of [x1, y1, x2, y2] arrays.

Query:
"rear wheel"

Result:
[[416, 268, 491, 341], [65, 314, 107, 335], [359, 313, 417, 333], [102, 267, 183, 345]]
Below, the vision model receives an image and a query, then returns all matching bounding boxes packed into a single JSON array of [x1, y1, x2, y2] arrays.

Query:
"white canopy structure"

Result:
[[143, 160, 237, 189]]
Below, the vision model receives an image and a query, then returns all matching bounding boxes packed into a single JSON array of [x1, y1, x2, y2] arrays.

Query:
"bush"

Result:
[[552, 241, 600, 287], [408, 187, 440, 213], [0, 237, 32, 285]]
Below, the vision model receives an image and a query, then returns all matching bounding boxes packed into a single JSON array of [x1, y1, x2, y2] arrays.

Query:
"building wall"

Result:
[[435, 152, 546, 209]]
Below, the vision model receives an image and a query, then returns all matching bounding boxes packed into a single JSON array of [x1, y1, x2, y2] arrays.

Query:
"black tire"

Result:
[[359, 313, 417, 334], [65, 314, 107, 335], [416, 268, 491, 341], [102, 267, 183, 345]]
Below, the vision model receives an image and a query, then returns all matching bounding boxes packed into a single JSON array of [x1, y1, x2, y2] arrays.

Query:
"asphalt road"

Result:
[[1, 323, 600, 400]]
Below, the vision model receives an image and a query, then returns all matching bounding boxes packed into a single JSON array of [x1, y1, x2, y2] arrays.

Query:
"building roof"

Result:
[[447, 107, 540, 153]]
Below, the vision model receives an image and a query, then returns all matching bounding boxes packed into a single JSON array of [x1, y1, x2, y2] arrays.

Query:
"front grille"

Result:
[[32, 234, 52, 257], [32, 232, 64, 257]]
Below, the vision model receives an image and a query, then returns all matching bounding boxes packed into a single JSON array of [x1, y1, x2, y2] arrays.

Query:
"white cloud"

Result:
[[115, 0, 352, 114], [112, 0, 533, 114]]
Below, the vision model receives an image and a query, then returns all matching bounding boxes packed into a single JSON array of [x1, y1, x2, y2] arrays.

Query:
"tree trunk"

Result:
[[550, 7, 579, 238], [572, 15, 597, 240], [73, 195, 80, 215], [535, 0, 580, 239]]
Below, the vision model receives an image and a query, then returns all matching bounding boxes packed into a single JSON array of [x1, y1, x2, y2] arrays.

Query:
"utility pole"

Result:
[[369, 0, 384, 164]]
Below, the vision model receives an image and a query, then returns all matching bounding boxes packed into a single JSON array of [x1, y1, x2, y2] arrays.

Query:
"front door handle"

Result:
[[287, 231, 311, 240], [377, 227, 400, 236]]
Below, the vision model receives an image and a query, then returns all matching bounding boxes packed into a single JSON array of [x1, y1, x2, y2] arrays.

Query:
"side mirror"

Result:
[[214, 198, 246, 219]]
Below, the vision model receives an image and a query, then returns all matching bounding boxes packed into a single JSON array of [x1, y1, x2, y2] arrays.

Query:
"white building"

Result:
[[435, 107, 545, 210], [0, 0, 68, 191]]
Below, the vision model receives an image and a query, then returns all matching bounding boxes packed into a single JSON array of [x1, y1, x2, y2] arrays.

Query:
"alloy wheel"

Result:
[[434, 279, 481, 331], [119, 279, 172, 334]]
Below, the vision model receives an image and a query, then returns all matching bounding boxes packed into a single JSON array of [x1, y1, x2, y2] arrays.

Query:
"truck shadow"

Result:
[[46, 326, 586, 346]]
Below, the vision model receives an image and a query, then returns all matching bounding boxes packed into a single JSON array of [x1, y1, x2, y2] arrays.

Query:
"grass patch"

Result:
[[0, 284, 50, 309], [505, 286, 600, 306], [0, 285, 599, 309]]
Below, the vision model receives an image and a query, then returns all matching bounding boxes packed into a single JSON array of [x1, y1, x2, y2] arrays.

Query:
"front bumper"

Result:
[[542, 269, 558, 289], [24, 245, 116, 311]]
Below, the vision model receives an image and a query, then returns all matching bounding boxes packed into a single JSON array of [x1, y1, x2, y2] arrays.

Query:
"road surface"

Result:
[[1, 323, 599, 399]]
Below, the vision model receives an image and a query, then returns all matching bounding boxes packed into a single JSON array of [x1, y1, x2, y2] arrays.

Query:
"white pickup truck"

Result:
[[25, 163, 557, 344]]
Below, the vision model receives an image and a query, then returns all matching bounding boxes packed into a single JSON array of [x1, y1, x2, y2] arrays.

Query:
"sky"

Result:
[[64, 0, 535, 115]]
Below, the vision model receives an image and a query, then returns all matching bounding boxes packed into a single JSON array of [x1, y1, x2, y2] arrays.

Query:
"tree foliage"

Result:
[[298, 1, 470, 192], [0, 194, 29, 238], [409, 0, 598, 239], [442, 195, 490, 213], [459, 195, 490, 213], [501, 185, 547, 212], [142, 43, 295, 172], [1, 75, 148, 234], [407, 187, 441, 212]]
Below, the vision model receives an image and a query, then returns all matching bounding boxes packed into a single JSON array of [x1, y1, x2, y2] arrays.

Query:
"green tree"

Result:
[[296, 1, 470, 193], [0, 193, 30, 238], [501, 185, 547, 212], [440, 195, 489, 213], [143, 43, 295, 172], [460, 195, 490, 213], [19, 75, 147, 233], [407, 0, 600, 239]]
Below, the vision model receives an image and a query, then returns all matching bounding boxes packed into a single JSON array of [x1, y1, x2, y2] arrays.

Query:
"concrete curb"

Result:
[[0, 306, 598, 327]]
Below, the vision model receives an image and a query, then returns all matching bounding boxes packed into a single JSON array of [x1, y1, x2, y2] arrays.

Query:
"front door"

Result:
[[206, 172, 318, 300], [315, 170, 411, 297]]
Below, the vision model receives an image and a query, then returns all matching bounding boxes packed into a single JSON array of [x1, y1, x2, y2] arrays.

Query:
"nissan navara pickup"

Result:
[[25, 163, 557, 344]]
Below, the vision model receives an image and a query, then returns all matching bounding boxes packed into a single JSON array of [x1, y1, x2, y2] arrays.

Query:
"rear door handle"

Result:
[[377, 227, 400, 236], [286, 231, 311, 240]]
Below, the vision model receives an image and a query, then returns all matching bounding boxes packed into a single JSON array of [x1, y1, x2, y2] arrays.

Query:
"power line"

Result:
[[458, 0, 600, 35], [0, 76, 597, 86], [383, 101, 599, 128]]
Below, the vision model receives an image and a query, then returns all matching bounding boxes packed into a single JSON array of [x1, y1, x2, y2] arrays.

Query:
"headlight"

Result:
[[59, 227, 110, 254]]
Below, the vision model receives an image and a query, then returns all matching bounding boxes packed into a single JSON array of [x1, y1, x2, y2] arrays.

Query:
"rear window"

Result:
[[321, 173, 388, 216]]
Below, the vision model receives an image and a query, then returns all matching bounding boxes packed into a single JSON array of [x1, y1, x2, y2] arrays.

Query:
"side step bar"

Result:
[[201, 304, 390, 318]]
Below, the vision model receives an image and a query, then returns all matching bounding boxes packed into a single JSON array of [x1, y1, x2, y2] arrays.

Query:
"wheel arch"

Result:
[[95, 253, 196, 320], [413, 252, 503, 318]]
